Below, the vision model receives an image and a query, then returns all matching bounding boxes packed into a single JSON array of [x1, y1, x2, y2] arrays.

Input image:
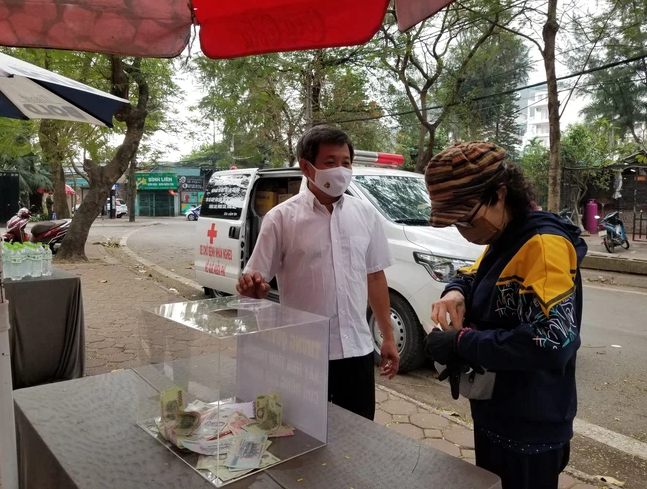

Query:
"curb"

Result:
[[582, 252, 647, 276], [118, 228, 203, 293], [378, 385, 619, 489]]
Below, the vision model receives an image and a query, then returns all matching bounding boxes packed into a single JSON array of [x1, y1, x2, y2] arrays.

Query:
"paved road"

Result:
[[89, 218, 647, 485]]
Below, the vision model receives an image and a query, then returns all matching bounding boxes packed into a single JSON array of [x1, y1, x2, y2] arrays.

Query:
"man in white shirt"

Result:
[[236, 126, 399, 420]]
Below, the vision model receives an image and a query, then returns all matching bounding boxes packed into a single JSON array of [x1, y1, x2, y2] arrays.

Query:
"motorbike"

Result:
[[2, 208, 31, 243], [597, 211, 629, 253], [2, 208, 71, 253]]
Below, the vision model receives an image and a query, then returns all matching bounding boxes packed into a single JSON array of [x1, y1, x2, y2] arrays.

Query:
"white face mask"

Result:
[[308, 163, 352, 197]]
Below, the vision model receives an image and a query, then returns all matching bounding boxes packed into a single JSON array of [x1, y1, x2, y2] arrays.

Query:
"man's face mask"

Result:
[[308, 163, 352, 197]]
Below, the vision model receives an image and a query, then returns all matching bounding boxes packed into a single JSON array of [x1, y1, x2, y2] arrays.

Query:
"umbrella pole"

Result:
[[0, 245, 19, 489]]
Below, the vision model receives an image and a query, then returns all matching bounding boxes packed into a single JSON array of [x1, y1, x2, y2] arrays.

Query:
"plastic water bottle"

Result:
[[28, 243, 42, 278], [42, 246, 53, 277], [2, 243, 14, 281], [17, 244, 31, 278], [12, 244, 25, 280]]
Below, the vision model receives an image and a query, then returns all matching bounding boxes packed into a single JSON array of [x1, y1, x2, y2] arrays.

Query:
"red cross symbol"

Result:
[[207, 223, 218, 244]]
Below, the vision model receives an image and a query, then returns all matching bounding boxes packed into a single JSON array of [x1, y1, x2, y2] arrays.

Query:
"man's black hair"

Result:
[[296, 125, 355, 164]]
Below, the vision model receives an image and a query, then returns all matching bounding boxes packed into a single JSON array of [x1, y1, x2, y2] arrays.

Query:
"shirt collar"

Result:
[[304, 184, 345, 210]]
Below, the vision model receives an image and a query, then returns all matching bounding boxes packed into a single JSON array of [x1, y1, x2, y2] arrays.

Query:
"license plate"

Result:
[[598, 230, 607, 237]]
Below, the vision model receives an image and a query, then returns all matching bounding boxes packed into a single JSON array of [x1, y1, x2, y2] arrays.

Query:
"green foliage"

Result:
[[441, 31, 530, 158], [519, 138, 550, 202], [579, 0, 647, 146], [188, 48, 393, 167]]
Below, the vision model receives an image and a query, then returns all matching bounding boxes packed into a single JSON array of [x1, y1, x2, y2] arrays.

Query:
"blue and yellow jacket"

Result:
[[446, 211, 588, 444]]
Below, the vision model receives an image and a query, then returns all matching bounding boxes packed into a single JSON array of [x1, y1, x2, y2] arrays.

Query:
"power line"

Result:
[[333, 51, 647, 125]]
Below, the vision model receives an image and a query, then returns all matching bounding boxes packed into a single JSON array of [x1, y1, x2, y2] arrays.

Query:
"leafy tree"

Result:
[[376, 0, 511, 173], [441, 31, 530, 159], [561, 119, 626, 227], [189, 48, 393, 168], [579, 0, 647, 147], [519, 137, 549, 205], [56, 56, 180, 261]]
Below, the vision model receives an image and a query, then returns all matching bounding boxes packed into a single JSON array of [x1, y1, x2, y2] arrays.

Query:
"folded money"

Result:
[[224, 433, 268, 470], [255, 394, 282, 432]]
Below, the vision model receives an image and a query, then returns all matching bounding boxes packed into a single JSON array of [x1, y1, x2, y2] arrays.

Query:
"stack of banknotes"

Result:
[[155, 387, 294, 482]]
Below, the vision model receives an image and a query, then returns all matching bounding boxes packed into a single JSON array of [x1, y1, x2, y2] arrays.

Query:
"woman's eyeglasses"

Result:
[[454, 202, 484, 229]]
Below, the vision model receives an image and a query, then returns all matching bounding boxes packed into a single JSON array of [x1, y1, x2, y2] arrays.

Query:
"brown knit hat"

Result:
[[426, 142, 506, 228]]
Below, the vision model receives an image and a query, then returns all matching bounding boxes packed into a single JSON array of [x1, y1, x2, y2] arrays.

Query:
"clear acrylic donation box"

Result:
[[136, 297, 330, 486]]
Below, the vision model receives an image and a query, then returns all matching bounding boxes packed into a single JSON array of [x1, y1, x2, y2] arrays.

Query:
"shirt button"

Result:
[[339, 286, 344, 290], [343, 335, 349, 339], [334, 239, 338, 243], [341, 310, 347, 315]]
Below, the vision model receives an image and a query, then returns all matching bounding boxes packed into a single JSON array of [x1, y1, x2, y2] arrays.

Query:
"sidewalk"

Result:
[[53, 243, 606, 489]]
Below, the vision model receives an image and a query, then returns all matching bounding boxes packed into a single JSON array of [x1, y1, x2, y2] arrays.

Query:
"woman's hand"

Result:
[[431, 290, 466, 330]]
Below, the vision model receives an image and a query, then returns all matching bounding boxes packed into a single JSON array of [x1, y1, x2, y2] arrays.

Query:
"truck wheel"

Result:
[[368, 291, 425, 374]]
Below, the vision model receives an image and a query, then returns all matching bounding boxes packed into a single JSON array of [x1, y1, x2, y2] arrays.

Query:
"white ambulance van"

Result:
[[194, 151, 483, 372]]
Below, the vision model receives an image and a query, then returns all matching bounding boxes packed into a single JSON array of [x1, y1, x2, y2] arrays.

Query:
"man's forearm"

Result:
[[367, 271, 394, 343]]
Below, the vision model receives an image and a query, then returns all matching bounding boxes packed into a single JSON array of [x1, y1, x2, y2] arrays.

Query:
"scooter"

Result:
[[2, 208, 71, 253], [597, 211, 629, 253], [2, 208, 31, 243]]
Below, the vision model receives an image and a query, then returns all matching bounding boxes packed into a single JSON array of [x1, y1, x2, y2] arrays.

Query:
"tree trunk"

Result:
[[127, 157, 137, 223], [415, 128, 436, 174], [39, 120, 71, 219], [544, 0, 561, 212], [56, 56, 149, 262]]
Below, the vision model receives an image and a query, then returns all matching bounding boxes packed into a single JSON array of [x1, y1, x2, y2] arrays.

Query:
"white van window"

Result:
[[353, 175, 431, 225], [201, 173, 252, 219]]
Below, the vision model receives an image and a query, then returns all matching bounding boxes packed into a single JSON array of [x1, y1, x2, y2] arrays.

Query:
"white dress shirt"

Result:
[[243, 187, 395, 360]]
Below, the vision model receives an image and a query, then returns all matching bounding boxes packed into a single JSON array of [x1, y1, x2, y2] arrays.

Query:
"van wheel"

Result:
[[368, 291, 425, 374], [204, 287, 231, 298]]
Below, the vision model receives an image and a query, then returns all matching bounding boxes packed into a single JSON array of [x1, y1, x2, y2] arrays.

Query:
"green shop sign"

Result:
[[135, 173, 178, 190]]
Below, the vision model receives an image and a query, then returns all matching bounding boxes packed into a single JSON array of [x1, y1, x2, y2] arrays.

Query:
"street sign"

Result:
[[135, 173, 178, 190]]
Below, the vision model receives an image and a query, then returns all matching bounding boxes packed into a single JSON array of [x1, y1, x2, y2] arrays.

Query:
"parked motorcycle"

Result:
[[2, 208, 31, 243], [2, 208, 71, 253], [597, 211, 629, 253]]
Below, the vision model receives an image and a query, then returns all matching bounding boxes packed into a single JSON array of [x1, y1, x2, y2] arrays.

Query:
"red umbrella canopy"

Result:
[[0, 0, 456, 59]]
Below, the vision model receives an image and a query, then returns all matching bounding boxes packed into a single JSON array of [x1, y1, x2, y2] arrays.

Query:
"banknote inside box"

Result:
[[136, 297, 330, 487]]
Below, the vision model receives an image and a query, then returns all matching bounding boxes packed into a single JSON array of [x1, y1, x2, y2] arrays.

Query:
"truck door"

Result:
[[195, 171, 255, 295]]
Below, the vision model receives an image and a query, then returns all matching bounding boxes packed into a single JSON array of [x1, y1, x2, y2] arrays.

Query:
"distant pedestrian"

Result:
[[424, 142, 587, 489], [46, 195, 53, 219]]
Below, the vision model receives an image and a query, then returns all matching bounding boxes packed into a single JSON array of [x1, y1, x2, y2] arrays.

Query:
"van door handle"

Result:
[[229, 226, 241, 239]]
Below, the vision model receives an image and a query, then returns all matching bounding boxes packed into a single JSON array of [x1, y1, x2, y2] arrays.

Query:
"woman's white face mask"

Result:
[[308, 163, 352, 197]]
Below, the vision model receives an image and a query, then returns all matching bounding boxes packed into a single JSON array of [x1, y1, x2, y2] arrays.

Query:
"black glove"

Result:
[[425, 329, 461, 399], [424, 329, 460, 365], [425, 329, 485, 400]]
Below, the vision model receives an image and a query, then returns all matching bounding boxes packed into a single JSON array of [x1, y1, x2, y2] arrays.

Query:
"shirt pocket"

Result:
[[348, 236, 369, 274]]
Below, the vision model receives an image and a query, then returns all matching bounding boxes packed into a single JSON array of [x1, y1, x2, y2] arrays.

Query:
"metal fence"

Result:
[[633, 210, 647, 242]]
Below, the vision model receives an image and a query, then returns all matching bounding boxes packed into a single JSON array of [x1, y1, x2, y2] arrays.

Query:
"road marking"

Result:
[[119, 228, 203, 292], [573, 418, 647, 461], [405, 371, 647, 461], [584, 284, 647, 296]]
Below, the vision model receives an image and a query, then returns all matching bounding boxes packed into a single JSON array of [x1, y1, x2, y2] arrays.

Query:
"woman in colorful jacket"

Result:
[[424, 142, 587, 489]]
